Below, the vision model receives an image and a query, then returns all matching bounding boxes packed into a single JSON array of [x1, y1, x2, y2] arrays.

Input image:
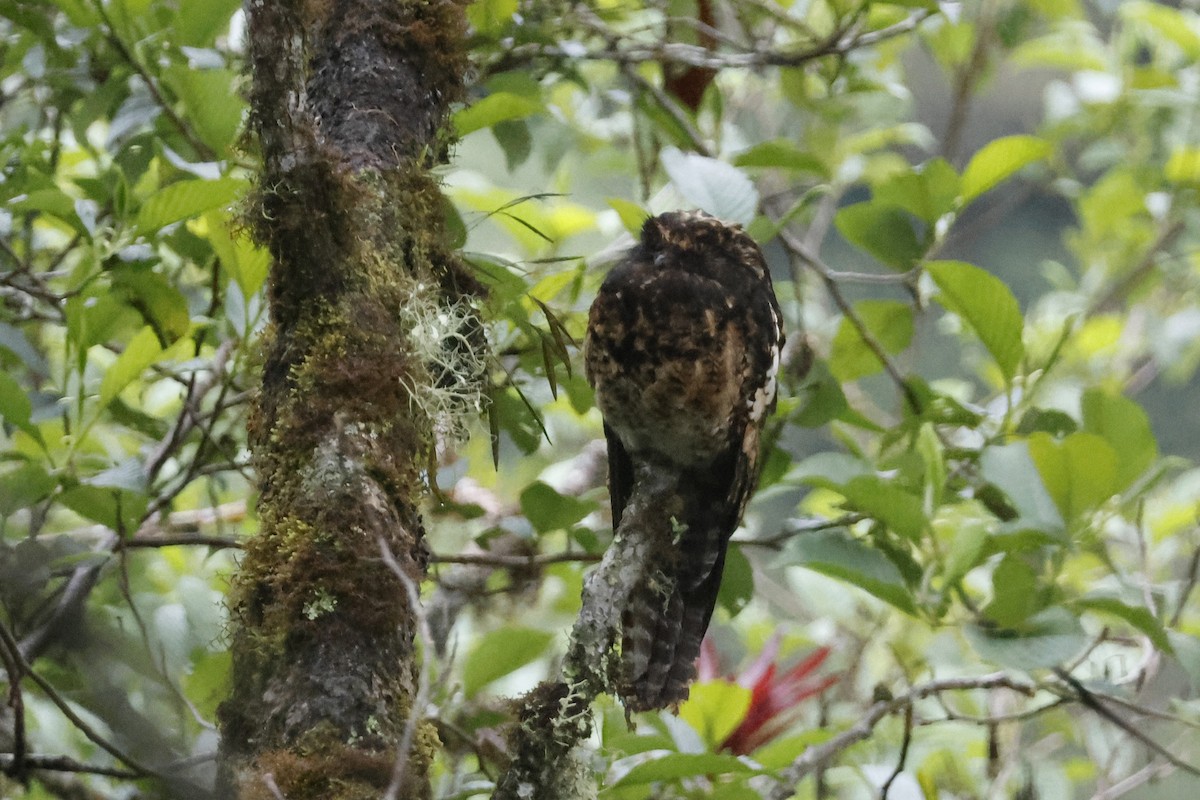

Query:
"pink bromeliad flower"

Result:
[[696, 634, 837, 755]]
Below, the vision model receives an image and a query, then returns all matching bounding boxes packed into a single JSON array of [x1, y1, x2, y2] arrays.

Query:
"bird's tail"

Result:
[[618, 496, 732, 711]]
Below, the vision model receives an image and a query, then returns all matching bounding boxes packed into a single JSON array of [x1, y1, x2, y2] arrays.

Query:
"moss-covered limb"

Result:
[[492, 472, 682, 800], [218, 1, 477, 798]]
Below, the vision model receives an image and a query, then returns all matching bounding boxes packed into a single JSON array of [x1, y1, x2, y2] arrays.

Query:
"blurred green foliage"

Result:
[[2, 1, 1200, 798]]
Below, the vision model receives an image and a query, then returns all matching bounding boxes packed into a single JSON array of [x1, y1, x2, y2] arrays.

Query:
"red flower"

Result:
[[697, 634, 837, 755]]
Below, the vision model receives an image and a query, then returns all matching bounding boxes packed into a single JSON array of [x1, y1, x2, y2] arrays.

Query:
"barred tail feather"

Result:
[[619, 516, 730, 711]]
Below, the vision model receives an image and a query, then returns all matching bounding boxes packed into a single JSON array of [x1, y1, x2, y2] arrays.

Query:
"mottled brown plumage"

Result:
[[584, 210, 784, 711]]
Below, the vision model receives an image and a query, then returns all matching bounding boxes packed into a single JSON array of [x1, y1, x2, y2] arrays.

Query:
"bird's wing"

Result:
[[604, 422, 635, 530]]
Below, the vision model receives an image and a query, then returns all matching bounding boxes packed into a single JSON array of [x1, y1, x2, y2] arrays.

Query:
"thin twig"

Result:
[[777, 226, 923, 414], [379, 538, 435, 800], [766, 673, 1035, 800], [941, 8, 995, 165], [430, 551, 599, 567], [91, 0, 217, 160], [0, 753, 142, 779], [1088, 219, 1185, 315], [929, 695, 1069, 726], [620, 64, 711, 156], [484, 8, 933, 77], [0, 626, 26, 781], [1170, 540, 1200, 628], [1089, 759, 1177, 800], [1053, 669, 1200, 778], [879, 702, 913, 799], [0, 618, 158, 777], [118, 533, 244, 550]]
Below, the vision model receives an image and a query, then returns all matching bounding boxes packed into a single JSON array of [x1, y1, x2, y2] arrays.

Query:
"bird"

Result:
[[583, 210, 785, 711]]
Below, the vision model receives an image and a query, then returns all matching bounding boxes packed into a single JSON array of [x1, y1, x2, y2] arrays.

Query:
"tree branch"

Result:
[[0, 753, 141, 780], [492, 8, 933, 74], [491, 470, 681, 798], [776, 226, 923, 415], [766, 673, 1035, 800], [1053, 668, 1200, 778]]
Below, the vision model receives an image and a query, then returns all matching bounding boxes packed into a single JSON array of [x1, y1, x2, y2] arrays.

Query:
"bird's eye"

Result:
[[653, 252, 669, 268]]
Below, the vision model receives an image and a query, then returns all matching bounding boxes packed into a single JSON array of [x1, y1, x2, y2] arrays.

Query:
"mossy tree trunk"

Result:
[[217, 2, 478, 797]]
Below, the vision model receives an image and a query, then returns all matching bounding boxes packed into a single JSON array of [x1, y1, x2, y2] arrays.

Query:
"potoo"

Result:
[[584, 210, 785, 710]]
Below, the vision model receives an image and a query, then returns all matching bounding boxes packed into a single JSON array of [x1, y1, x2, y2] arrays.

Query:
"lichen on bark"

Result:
[[217, 1, 479, 797]]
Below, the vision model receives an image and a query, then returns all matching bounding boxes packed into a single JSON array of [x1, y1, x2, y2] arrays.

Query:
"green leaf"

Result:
[[0, 370, 33, 428], [779, 530, 916, 614], [790, 360, 849, 427], [840, 475, 928, 542], [493, 118, 533, 170], [786, 452, 871, 488], [733, 140, 827, 176], [660, 147, 759, 225], [829, 300, 914, 381], [610, 753, 753, 788], [873, 159, 960, 225], [203, 212, 271, 300], [9, 187, 87, 234], [1166, 147, 1200, 186], [1080, 388, 1157, 490], [750, 730, 832, 770], [959, 135, 1051, 204], [519, 481, 596, 533], [174, 0, 241, 45], [182, 650, 232, 719], [136, 177, 247, 233], [716, 544, 753, 617], [0, 462, 57, 515], [98, 326, 164, 408], [926, 260, 1025, 383], [462, 626, 554, 695], [454, 92, 542, 136], [607, 197, 651, 235], [112, 267, 192, 344], [834, 202, 924, 269], [164, 66, 244, 153], [983, 555, 1041, 627], [966, 608, 1087, 670], [942, 516, 989, 586], [1121, 1, 1200, 59], [1168, 632, 1200, 691], [1010, 33, 1109, 71], [979, 442, 1064, 532], [1028, 432, 1120, 521], [59, 484, 148, 533], [917, 422, 946, 509], [1074, 595, 1171, 653], [467, 0, 518, 34], [678, 681, 751, 750], [442, 195, 468, 249], [1016, 407, 1078, 437]]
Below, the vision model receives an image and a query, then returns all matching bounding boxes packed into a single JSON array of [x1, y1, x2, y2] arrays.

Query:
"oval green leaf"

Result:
[[454, 92, 542, 137], [926, 260, 1025, 383], [462, 626, 554, 695], [834, 202, 924, 269], [960, 135, 1051, 204], [829, 300, 914, 382], [136, 177, 247, 233], [678, 680, 752, 750]]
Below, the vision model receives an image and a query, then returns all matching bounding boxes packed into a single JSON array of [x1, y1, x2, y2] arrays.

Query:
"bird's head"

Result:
[[639, 210, 768, 282]]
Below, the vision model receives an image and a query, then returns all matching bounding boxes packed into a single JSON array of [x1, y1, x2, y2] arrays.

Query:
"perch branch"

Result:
[[491, 470, 680, 799]]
